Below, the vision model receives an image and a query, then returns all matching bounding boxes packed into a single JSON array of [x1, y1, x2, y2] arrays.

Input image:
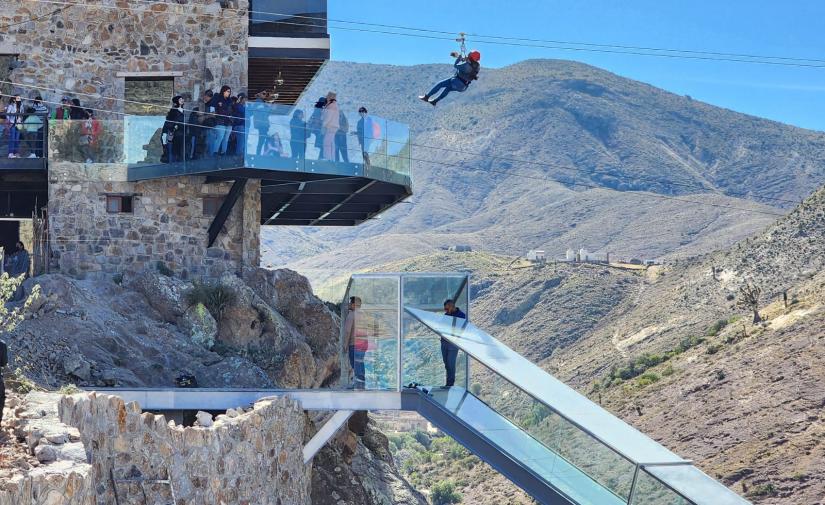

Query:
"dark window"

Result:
[[202, 196, 224, 216], [106, 196, 133, 214], [124, 77, 175, 116], [249, 0, 327, 36]]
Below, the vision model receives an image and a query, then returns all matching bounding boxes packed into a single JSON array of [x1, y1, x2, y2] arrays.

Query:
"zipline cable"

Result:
[[14, 0, 825, 70], [0, 78, 805, 207]]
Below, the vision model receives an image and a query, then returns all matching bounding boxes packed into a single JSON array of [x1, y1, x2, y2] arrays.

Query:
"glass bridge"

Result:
[[103, 273, 750, 505]]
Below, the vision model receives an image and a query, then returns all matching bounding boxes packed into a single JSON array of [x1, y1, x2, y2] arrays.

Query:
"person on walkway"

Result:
[[232, 93, 247, 155], [335, 108, 349, 163], [321, 92, 339, 160], [187, 90, 212, 160], [419, 50, 481, 106], [77, 109, 101, 163], [344, 296, 367, 389], [21, 111, 43, 159], [51, 96, 72, 121], [251, 93, 271, 156], [5, 96, 23, 159], [30, 97, 48, 158], [163, 95, 186, 163], [289, 109, 306, 160], [308, 96, 326, 156], [69, 98, 84, 120], [356, 106, 379, 167], [211, 85, 233, 156], [441, 299, 466, 387], [8, 241, 30, 278]]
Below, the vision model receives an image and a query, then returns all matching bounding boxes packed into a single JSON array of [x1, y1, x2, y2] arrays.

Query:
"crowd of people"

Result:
[[165, 88, 382, 166], [0, 94, 99, 161], [1, 88, 384, 167]]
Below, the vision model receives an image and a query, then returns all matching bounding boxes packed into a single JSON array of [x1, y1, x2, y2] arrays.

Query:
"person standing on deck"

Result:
[[442, 299, 466, 387], [344, 296, 367, 388]]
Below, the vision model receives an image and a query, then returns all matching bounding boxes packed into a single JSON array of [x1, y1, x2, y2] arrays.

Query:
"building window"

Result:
[[124, 77, 175, 115], [202, 196, 224, 216], [106, 195, 133, 214]]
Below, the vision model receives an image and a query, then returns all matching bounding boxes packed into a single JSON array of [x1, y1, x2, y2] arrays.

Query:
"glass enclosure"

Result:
[[45, 103, 412, 185], [340, 273, 470, 391]]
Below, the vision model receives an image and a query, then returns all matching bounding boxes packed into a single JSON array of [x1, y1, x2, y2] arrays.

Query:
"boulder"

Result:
[[243, 267, 340, 357], [273, 341, 316, 389], [62, 353, 91, 382], [195, 411, 213, 428], [126, 269, 187, 323], [180, 302, 218, 350], [197, 357, 274, 388]]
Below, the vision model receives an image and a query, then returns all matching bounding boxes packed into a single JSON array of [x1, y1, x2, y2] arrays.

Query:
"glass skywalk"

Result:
[[339, 273, 750, 505]]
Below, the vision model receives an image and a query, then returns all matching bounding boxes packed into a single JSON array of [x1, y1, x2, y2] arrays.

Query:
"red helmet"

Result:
[[468, 50, 481, 62]]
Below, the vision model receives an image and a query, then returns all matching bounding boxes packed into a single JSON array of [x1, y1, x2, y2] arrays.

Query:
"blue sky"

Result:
[[328, 0, 825, 132]]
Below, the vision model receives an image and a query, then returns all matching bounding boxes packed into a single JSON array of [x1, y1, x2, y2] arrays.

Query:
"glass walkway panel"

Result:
[[404, 306, 750, 505]]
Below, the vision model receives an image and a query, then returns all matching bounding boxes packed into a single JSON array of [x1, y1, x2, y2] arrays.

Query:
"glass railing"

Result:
[[401, 274, 469, 388], [45, 104, 411, 186], [0, 113, 49, 165], [339, 275, 399, 390], [243, 101, 410, 181], [48, 119, 128, 181]]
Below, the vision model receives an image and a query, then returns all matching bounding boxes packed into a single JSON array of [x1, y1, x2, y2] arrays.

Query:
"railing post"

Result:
[[397, 275, 403, 392], [464, 272, 471, 391], [627, 464, 641, 505]]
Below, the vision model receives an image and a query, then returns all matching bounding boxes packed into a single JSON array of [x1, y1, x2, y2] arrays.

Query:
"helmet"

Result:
[[468, 50, 481, 62]]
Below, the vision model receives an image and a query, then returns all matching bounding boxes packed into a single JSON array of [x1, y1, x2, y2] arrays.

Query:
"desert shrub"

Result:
[[156, 261, 174, 277], [706, 344, 721, 355], [470, 382, 482, 395], [706, 319, 728, 336], [431, 480, 462, 505], [58, 384, 82, 395], [746, 483, 776, 497], [636, 373, 660, 387], [185, 280, 237, 322], [674, 335, 705, 354], [661, 364, 675, 377]]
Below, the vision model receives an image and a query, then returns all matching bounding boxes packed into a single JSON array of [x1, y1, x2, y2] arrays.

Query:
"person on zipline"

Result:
[[419, 49, 481, 106]]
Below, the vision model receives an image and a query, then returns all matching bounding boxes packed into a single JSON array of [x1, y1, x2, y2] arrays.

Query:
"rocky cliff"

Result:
[[1, 266, 423, 505]]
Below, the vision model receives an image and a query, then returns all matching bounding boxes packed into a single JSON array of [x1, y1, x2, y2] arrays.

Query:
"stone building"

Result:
[[0, 0, 411, 278]]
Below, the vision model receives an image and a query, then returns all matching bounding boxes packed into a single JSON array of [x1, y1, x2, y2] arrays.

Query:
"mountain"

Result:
[[262, 59, 825, 284], [373, 184, 825, 504]]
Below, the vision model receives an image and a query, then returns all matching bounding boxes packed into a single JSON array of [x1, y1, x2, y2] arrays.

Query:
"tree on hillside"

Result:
[[431, 480, 462, 505], [737, 283, 763, 324]]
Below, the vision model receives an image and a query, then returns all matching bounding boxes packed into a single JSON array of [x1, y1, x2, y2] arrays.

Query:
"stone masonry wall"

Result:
[[0, 0, 249, 114], [59, 393, 311, 505], [48, 162, 261, 278]]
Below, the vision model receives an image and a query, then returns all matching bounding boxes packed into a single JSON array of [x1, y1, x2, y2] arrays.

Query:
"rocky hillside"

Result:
[[264, 58, 825, 278], [361, 184, 825, 504], [3, 267, 424, 505]]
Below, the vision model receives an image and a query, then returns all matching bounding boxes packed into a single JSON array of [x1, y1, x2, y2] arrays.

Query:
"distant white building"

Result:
[[565, 249, 576, 262], [526, 250, 547, 263], [448, 245, 472, 252], [579, 248, 592, 262]]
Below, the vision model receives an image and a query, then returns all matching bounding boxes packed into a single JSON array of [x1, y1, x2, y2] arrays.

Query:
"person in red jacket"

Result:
[[77, 109, 101, 163]]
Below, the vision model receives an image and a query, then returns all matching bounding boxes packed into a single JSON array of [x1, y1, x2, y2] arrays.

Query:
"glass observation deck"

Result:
[[339, 273, 750, 505], [46, 104, 412, 226]]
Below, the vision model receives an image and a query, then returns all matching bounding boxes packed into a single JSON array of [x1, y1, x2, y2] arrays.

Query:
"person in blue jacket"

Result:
[[419, 50, 481, 106]]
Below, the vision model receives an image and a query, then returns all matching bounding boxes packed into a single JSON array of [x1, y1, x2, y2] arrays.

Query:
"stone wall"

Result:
[[0, 0, 249, 114], [0, 392, 94, 505], [59, 393, 310, 505], [48, 162, 261, 278]]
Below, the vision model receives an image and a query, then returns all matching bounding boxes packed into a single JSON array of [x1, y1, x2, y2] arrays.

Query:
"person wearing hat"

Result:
[[51, 96, 72, 121], [419, 49, 481, 106], [163, 95, 186, 163], [321, 91, 339, 160], [232, 92, 247, 156]]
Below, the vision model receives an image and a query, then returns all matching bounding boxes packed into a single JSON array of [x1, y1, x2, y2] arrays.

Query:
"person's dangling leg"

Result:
[[421, 78, 451, 103]]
